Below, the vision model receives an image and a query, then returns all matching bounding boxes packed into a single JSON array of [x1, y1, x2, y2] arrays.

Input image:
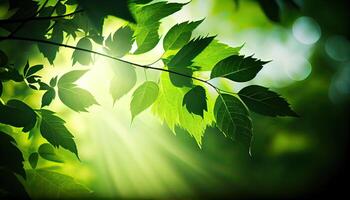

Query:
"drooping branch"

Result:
[[0, 35, 229, 94]]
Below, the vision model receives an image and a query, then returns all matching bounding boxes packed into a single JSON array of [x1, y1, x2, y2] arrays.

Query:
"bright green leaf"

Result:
[[130, 81, 159, 121], [211, 55, 268, 82], [26, 169, 92, 199], [163, 20, 203, 51], [105, 26, 134, 57], [238, 85, 298, 117], [110, 63, 137, 104], [134, 22, 160, 54]]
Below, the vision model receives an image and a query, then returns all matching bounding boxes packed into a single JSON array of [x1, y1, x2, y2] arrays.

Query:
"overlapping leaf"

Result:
[[238, 85, 298, 117], [104, 26, 134, 57], [72, 37, 93, 66], [182, 85, 207, 118], [38, 143, 64, 163]]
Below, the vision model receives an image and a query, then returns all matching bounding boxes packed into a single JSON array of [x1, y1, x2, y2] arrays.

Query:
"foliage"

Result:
[[0, 0, 297, 198]]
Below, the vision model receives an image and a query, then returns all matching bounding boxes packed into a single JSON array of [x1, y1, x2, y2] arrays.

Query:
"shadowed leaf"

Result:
[[72, 37, 93, 66], [38, 143, 64, 163], [183, 85, 207, 117], [28, 152, 39, 169]]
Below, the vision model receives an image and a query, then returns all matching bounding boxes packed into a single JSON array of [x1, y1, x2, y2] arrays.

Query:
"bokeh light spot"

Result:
[[292, 16, 321, 45], [325, 35, 350, 62]]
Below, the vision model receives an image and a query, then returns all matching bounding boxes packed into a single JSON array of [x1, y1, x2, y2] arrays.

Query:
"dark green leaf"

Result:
[[50, 76, 58, 87], [257, 0, 280, 22], [0, 67, 23, 82], [39, 109, 78, 157], [110, 62, 137, 104], [41, 88, 56, 108], [134, 22, 160, 54], [38, 25, 64, 64], [56, 2, 66, 15], [211, 55, 268, 82], [0, 169, 30, 199], [163, 20, 203, 51], [238, 85, 298, 117], [129, 0, 153, 4], [75, 0, 135, 34], [26, 170, 92, 199], [130, 81, 159, 120], [0, 82, 2, 97], [38, 82, 51, 90], [28, 152, 39, 169], [26, 65, 43, 78], [26, 75, 41, 84], [214, 94, 252, 149], [0, 132, 26, 178], [72, 37, 93, 66], [38, 143, 64, 163], [0, 99, 36, 132], [0, 50, 8, 68], [182, 86, 207, 117], [105, 26, 134, 57], [168, 36, 215, 69], [23, 62, 30, 77]]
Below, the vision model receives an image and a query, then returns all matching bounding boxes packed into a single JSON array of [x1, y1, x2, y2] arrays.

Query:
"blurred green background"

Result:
[[1, 0, 349, 199]]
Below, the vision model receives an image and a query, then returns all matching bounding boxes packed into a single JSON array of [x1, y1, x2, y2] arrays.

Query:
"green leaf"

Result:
[[75, 0, 135, 34], [152, 73, 215, 145], [0, 50, 8, 67], [23, 61, 30, 77], [214, 94, 252, 149], [168, 36, 215, 69], [0, 169, 30, 199], [134, 22, 160, 54], [0, 99, 37, 132], [211, 55, 268, 82], [130, 81, 159, 121], [38, 25, 64, 64], [0, 82, 2, 97], [0, 67, 23, 82], [182, 86, 207, 118], [163, 20, 203, 51], [56, 1, 66, 15], [238, 85, 298, 117], [0, 132, 26, 178], [257, 0, 280, 22], [134, 2, 185, 25], [109, 63, 137, 104], [26, 65, 43, 78], [41, 88, 56, 108], [28, 152, 39, 169], [38, 143, 64, 163], [26, 170, 92, 199], [72, 37, 93, 66], [49, 76, 58, 87], [39, 109, 78, 157], [105, 26, 134, 57], [193, 40, 242, 71], [58, 70, 98, 112]]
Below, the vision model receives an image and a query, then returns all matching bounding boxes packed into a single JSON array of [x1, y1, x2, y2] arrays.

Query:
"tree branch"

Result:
[[0, 10, 84, 24], [0, 35, 230, 94]]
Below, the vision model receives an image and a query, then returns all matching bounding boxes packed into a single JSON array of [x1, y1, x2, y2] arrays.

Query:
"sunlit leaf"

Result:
[[0, 99, 37, 132], [38, 143, 64, 163], [134, 22, 160, 54], [28, 152, 39, 169], [183, 85, 207, 118], [58, 70, 98, 112], [109, 63, 137, 104], [152, 73, 215, 145], [105, 26, 134, 57], [26, 170, 92, 199], [0, 132, 26, 178], [39, 109, 78, 157], [238, 85, 298, 117], [72, 37, 93, 66], [130, 81, 159, 121], [193, 40, 242, 71], [163, 20, 203, 51], [214, 94, 252, 149], [211, 55, 268, 82]]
